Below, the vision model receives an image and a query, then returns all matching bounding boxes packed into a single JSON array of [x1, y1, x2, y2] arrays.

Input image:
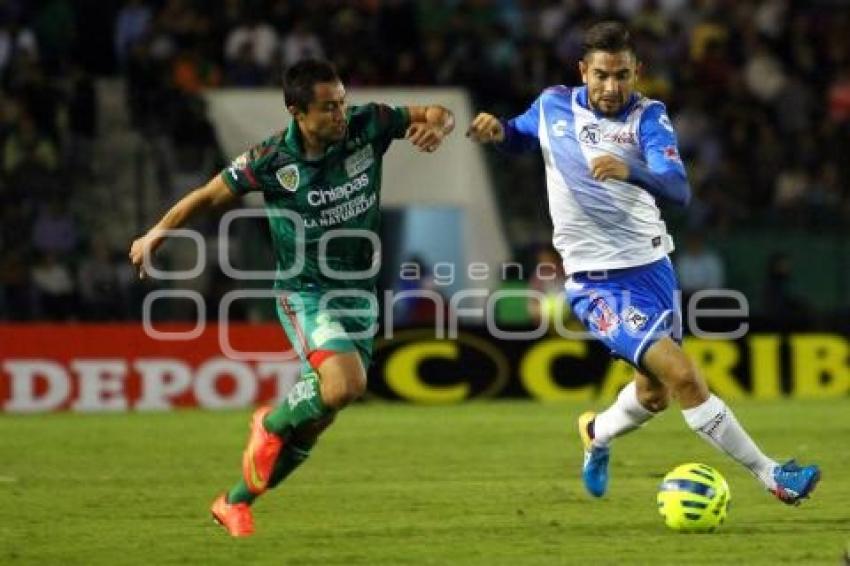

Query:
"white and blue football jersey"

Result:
[[500, 85, 690, 275]]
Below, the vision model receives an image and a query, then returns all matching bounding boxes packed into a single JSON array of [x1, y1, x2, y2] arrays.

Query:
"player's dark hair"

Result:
[[283, 59, 340, 111], [583, 21, 635, 58]]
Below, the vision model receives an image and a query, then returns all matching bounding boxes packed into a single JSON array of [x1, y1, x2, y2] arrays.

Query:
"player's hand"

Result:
[[466, 113, 504, 143], [590, 155, 629, 181], [128, 233, 160, 280], [405, 123, 445, 153]]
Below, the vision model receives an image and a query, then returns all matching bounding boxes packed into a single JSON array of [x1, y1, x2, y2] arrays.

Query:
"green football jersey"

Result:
[[221, 103, 410, 291]]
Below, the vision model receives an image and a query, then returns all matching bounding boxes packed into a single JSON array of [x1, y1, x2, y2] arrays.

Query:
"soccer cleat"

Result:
[[578, 411, 609, 497], [241, 406, 284, 495], [211, 494, 254, 537], [770, 459, 821, 505]]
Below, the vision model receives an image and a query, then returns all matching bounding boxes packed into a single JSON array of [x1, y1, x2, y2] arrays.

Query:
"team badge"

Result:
[[275, 164, 300, 192], [623, 306, 649, 333], [579, 123, 600, 144]]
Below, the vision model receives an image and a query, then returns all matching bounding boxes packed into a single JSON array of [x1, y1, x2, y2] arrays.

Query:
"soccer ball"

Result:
[[657, 462, 730, 533]]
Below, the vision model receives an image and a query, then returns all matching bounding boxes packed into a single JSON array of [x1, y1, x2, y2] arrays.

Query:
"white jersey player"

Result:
[[467, 21, 819, 506]]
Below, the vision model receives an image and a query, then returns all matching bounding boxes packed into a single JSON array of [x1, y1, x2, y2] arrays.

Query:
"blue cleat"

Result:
[[578, 411, 609, 497], [771, 459, 820, 505]]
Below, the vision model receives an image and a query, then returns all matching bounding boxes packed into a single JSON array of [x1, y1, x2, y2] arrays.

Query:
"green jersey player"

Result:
[[129, 59, 455, 537]]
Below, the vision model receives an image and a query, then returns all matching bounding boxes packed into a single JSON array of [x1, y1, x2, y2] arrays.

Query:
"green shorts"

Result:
[[275, 289, 377, 374]]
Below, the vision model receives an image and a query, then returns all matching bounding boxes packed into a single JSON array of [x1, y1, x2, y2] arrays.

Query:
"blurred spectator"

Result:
[[762, 252, 810, 328], [225, 41, 265, 87], [3, 110, 57, 175], [827, 65, 850, 123], [77, 236, 124, 320], [0, 17, 38, 75], [125, 38, 164, 130], [172, 45, 221, 95], [281, 19, 324, 68], [225, 14, 279, 71], [773, 162, 809, 211], [31, 252, 75, 320], [31, 198, 77, 256], [32, 0, 75, 70], [675, 232, 725, 295], [744, 39, 787, 103], [65, 64, 97, 177], [114, 0, 153, 67], [0, 228, 31, 320]]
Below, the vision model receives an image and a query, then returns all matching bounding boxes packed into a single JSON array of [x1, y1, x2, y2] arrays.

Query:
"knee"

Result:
[[321, 372, 366, 409], [638, 388, 670, 413]]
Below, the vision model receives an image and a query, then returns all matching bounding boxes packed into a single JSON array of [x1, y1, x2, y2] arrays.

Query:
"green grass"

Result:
[[1, 400, 848, 565]]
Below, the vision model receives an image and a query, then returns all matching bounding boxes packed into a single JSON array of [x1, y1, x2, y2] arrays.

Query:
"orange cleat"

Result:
[[211, 494, 254, 537], [241, 406, 284, 495]]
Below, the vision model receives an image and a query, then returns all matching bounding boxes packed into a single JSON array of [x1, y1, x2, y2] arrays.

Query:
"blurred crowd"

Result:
[[0, 0, 848, 322]]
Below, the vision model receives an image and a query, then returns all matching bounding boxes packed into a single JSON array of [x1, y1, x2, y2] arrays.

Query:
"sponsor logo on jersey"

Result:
[[275, 164, 300, 192], [603, 131, 637, 145], [344, 145, 374, 177], [307, 172, 369, 207], [623, 306, 649, 333], [588, 294, 620, 337]]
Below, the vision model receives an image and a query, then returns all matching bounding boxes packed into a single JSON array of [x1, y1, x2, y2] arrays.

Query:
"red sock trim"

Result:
[[308, 349, 337, 369]]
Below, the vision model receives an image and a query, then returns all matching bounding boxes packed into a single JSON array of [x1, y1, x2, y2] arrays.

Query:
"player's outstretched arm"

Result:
[[466, 101, 539, 153], [405, 105, 455, 152], [128, 174, 237, 279], [465, 112, 505, 144]]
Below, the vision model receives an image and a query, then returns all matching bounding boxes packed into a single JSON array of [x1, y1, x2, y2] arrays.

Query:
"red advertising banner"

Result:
[[0, 324, 300, 413]]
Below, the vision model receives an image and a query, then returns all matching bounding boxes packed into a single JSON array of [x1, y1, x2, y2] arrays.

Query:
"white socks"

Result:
[[682, 395, 778, 490], [592, 381, 655, 447]]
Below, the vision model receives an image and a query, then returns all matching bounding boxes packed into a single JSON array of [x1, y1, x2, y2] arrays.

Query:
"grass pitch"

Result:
[[1, 400, 847, 565]]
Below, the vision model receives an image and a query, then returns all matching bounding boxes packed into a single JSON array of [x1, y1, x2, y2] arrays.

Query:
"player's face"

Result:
[[299, 81, 348, 143], [579, 50, 638, 117]]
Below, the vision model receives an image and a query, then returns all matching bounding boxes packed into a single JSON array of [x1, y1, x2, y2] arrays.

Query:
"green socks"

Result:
[[268, 438, 316, 489], [225, 438, 316, 505], [263, 371, 329, 437], [226, 479, 257, 506], [225, 371, 328, 506]]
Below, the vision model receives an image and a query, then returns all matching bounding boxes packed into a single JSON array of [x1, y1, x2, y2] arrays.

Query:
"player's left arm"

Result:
[[405, 105, 455, 152], [629, 103, 691, 206], [589, 103, 691, 206]]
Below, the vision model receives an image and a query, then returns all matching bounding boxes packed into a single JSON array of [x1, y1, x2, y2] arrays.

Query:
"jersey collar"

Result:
[[283, 118, 347, 161], [576, 85, 639, 121]]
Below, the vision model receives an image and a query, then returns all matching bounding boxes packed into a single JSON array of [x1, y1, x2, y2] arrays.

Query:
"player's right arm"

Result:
[[128, 174, 237, 279], [467, 94, 542, 153]]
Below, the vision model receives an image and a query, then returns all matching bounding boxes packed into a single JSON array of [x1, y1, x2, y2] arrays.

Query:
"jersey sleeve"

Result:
[[629, 102, 691, 206], [496, 94, 542, 154], [368, 103, 410, 153], [221, 146, 265, 195]]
